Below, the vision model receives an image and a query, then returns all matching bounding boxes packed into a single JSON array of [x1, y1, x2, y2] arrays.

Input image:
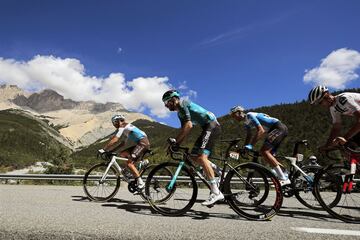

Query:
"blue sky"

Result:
[[0, 0, 360, 127]]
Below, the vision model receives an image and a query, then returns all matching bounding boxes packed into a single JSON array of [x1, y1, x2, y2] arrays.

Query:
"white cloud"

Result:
[[303, 48, 360, 89], [117, 47, 122, 54], [176, 81, 197, 99], [0, 55, 174, 117]]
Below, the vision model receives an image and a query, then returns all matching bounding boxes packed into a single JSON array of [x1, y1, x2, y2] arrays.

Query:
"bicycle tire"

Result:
[[140, 164, 173, 203], [145, 162, 198, 216], [224, 162, 283, 221], [83, 163, 121, 202], [292, 165, 323, 210], [314, 164, 360, 223]]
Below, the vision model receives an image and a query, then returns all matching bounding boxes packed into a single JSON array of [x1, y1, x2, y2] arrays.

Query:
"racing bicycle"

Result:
[[145, 139, 283, 220]]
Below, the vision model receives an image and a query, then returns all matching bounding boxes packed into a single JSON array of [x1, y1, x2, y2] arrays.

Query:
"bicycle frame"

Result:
[[167, 145, 261, 196], [284, 156, 314, 183], [100, 155, 131, 182]]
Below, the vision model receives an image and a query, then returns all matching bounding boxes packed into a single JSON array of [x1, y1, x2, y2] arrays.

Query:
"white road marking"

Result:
[[292, 227, 360, 236]]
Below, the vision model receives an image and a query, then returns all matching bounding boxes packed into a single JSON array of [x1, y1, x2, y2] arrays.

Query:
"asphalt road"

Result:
[[1, 185, 360, 240]]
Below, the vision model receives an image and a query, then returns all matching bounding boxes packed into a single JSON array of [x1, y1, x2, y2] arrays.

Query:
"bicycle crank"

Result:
[[282, 185, 294, 198]]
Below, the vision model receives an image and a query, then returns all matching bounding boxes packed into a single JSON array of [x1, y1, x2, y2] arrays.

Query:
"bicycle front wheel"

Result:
[[314, 165, 360, 223], [293, 165, 322, 210], [83, 163, 121, 202], [224, 162, 283, 221], [145, 162, 198, 216]]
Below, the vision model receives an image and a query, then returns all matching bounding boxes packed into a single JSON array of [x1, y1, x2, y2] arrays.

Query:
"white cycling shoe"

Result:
[[137, 182, 145, 190], [201, 192, 224, 206]]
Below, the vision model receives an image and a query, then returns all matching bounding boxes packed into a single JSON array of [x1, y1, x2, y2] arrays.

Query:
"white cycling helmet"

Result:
[[111, 114, 125, 124], [308, 86, 329, 105], [230, 105, 245, 114]]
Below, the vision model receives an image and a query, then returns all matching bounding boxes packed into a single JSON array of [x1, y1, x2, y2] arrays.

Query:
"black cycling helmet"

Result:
[[308, 86, 329, 105], [162, 90, 180, 102]]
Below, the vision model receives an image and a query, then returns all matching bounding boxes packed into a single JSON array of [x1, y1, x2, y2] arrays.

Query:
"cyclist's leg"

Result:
[[261, 122, 288, 183], [191, 122, 220, 182], [191, 122, 223, 205], [127, 138, 150, 188]]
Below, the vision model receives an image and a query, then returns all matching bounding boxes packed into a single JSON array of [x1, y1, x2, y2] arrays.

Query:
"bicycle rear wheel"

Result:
[[293, 165, 323, 210], [145, 162, 198, 216], [83, 163, 121, 202], [224, 162, 283, 221], [314, 165, 360, 223]]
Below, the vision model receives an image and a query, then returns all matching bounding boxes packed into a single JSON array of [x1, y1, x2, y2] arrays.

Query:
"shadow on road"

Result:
[[278, 206, 341, 223], [71, 195, 246, 221]]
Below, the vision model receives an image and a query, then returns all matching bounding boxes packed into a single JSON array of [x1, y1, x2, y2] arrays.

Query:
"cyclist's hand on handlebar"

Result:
[[97, 148, 106, 157], [244, 144, 253, 151], [166, 138, 179, 154], [97, 149, 111, 159], [333, 137, 347, 146], [167, 137, 177, 145], [98, 149, 106, 154]]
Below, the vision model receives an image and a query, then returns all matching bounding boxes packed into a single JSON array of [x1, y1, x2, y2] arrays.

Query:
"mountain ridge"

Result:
[[0, 84, 153, 149]]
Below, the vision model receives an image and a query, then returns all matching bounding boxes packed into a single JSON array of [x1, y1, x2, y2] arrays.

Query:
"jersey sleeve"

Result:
[[115, 128, 125, 138], [246, 112, 261, 127], [178, 100, 192, 125]]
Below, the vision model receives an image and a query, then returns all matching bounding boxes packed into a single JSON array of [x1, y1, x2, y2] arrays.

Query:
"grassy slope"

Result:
[[0, 109, 71, 172]]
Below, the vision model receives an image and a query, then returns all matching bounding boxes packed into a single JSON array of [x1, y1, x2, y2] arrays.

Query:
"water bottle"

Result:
[[138, 159, 149, 171]]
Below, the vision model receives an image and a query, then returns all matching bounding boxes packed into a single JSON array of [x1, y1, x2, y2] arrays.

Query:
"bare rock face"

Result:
[[0, 84, 153, 149], [11, 89, 125, 113], [12, 89, 78, 112], [0, 84, 29, 101]]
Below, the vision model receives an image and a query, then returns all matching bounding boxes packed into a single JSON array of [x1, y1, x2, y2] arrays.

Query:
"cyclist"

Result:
[[98, 114, 150, 189], [308, 86, 360, 149], [162, 90, 223, 206], [229, 106, 290, 185]]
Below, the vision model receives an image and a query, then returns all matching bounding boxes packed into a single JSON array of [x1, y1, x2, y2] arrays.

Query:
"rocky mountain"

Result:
[[12, 89, 78, 112], [0, 84, 153, 149], [12, 89, 125, 113]]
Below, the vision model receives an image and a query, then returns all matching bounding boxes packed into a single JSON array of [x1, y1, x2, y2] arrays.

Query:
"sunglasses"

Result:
[[164, 98, 173, 106], [112, 119, 124, 124]]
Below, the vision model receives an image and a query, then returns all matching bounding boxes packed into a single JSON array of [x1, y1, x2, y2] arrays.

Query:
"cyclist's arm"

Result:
[[251, 124, 265, 145], [343, 110, 360, 140], [104, 136, 121, 152], [325, 123, 342, 146], [176, 120, 193, 144]]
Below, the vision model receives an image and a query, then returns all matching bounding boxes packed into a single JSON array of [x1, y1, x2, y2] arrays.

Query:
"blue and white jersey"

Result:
[[330, 92, 360, 124], [115, 123, 147, 143], [244, 112, 279, 131], [177, 99, 217, 127]]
